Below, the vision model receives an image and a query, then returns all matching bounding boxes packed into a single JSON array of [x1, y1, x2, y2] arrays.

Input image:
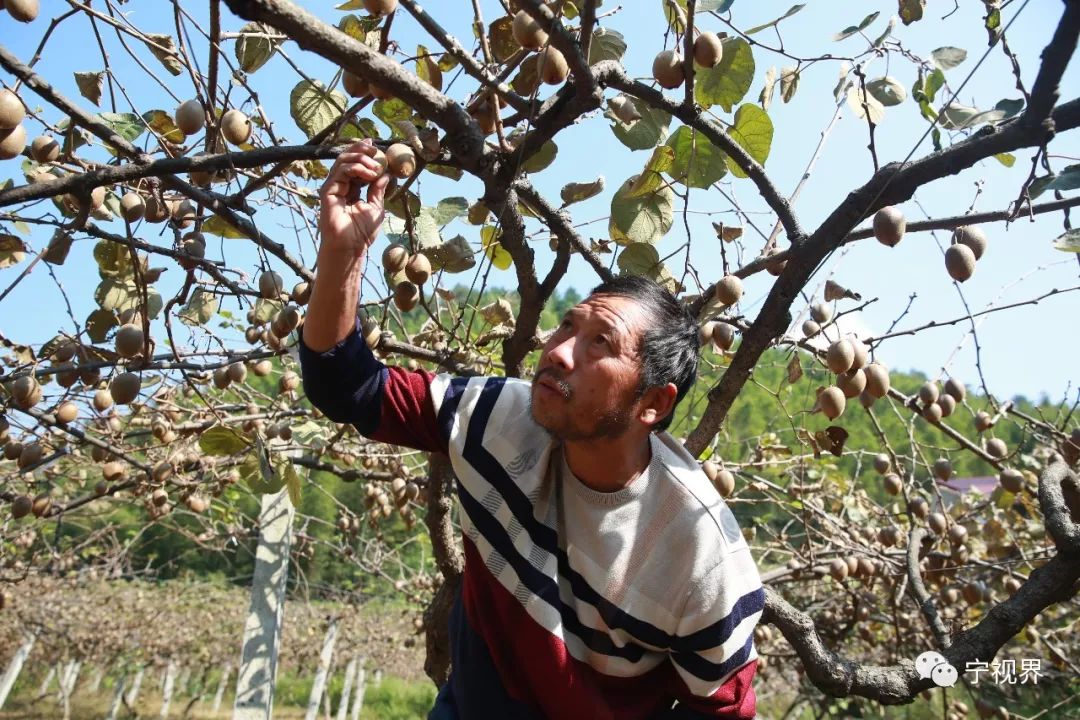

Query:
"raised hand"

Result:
[[318, 139, 391, 257]]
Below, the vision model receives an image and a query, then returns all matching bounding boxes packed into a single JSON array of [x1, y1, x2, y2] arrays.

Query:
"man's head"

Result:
[[530, 276, 699, 441]]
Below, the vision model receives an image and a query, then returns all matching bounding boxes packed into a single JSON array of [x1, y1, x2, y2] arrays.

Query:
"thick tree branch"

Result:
[[514, 179, 614, 282], [487, 189, 542, 377], [422, 453, 462, 687], [1022, 0, 1080, 127]]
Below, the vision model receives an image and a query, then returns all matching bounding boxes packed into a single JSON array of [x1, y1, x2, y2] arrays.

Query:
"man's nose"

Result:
[[545, 335, 575, 373]]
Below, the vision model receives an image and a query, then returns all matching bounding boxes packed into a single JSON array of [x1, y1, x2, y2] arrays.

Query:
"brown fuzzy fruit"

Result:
[[937, 394, 956, 418], [103, 461, 126, 482], [863, 363, 890, 399], [872, 206, 905, 247], [405, 253, 432, 285], [713, 468, 735, 498], [185, 494, 210, 513], [999, 468, 1024, 493], [258, 270, 283, 299], [55, 402, 79, 425], [922, 402, 943, 424], [92, 389, 113, 412], [883, 473, 903, 496], [918, 381, 939, 406], [952, 225, 988, 260], [928, 512, 947, 535], [30, 135, 59, 163], [171, 199, 196, 229], [826, 339, 855, 374], [945, 243, 976, 282], [0, 89, 24, 129], [909, 496, 929, 518], [714, 274, 743, 306], [221, 109, 252, 145], [809, 302, 832, 324], [180, 232, 206, 270], [252, 360, 273, 377], [652, 50, 685, 89], [114, 323, 145, 359], [175, 99, 205, 135], [18, 443, 44, 470], [764, 247, 787, 276], [818, 386, 846, 420], [109, 372, 141, 405], [943, 376, 965, 402], [711, 323, 735, 352], [292, 281, 312, 306], [933, 458, 952, 481], [801, 319, 820, 337], [386, 143, 416, 179], [363, 0, 398, 16], [693, 32, 723, 68], [849, 338, 869, 370], [948, 523, 968, 544], [538, 46, 569, 85], [342, 71, 370, 98], [280, 370, 300, 393], [511, 10, 548, 50], [382, 244, 409, 273], [120, 192, 145, 222], [873, 453, 890, 474], [6, 0, 39, 22], [878, 526, 901, 547], [31, 494, 51, 518], [226, 361, 248, 384], [829, 558, 849, 581], [143, 194, 170, 223], [837, 368, 866, 398], [985, 438, 1007, 459], [0, 124, 26, 160], [394, 281, 419, 312], [11, 495, 32, 519]]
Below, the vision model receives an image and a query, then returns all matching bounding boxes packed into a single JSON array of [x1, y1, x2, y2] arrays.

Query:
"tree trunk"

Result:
[[126, 666, 145, 706], [349, 668, 365, 720], [0, 633, 35, 710], [212, 662, 232, 713], [106, 676, 126, 720], [304, 620, 339, 720], [160, 660, 178, 718], [334, 657, 357, 720], [232, 488, 295, 720]]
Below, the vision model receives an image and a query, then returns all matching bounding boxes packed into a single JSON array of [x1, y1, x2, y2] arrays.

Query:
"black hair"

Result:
[[587, 275, 699, 432]]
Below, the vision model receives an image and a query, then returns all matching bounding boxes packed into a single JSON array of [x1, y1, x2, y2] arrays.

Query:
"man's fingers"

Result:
[[367, 172, 391, 209]]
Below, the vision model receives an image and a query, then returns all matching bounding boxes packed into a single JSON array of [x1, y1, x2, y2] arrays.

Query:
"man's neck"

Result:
[[563, 432, 652, 493]]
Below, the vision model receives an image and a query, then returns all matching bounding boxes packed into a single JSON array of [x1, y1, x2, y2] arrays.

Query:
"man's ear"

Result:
[[638, 383, 678, 428]]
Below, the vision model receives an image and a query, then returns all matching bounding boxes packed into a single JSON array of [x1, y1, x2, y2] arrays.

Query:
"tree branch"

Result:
[[514, 179, 613, 282]]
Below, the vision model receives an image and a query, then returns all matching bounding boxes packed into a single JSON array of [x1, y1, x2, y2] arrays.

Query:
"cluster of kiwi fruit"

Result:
[[0, 89, 28, 162], [651, 31, 724, 90], [911, 377, 966, 425], [382, 244, 431, 313], [873, 206, 989, 283]]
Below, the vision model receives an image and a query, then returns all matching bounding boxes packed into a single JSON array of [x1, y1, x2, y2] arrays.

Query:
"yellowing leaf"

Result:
[[481, 226, 512, 270]]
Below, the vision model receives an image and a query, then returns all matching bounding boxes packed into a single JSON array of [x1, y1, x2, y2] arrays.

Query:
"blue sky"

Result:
[[1, 0, 1077, 403]]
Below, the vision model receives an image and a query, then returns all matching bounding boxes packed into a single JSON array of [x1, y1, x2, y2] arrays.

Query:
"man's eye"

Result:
[[595, 335, 608, 345]]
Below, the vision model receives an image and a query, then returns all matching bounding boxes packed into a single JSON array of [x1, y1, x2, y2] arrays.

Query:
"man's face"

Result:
[[530, 294, 647, 441]]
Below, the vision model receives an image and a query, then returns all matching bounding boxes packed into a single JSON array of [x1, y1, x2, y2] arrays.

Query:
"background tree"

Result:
[[1, 0, 1080, 716]]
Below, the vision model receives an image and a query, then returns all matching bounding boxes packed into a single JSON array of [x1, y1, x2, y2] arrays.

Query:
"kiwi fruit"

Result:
[[985, 438, 1007, 459], [0, 89, 24, 129], [713, 274, 743, 305], [818, 386, 846, 420], [652, 50, 685, 89], [405, 252, 431, 285], [221, 109, 252, 145], [538, 46, 569, 85], [11, 495, 33, 519], [179, 232, 206, 270], [932, 458, 952, 481], [385, 143, 416, 179], [713, 468, 735, 497], [837, 368, 866, 398], [92, 389, 113, 412], [872, 206, 905, 247], [801, 319, 820, 337], [12, 376, 41, 409], [55, 401, 78, 425], [952, 225, 988, 260], [30, 135, 59, 163], [918, 381, 939, 406], [363, 0, 398, 17], [114, 323, 145, 358], [878, 526, 901, 547], [922, 402, 943, 424], [171, 199, 196, 229], [394, 280, 419, 312], [711, 323, 735, 352], [102, 461, 126, 482], [279, 370, 300, 393], [697, 321, 715, 346], [764, 247, 787, 276], [119, 192, 145, 222], [809, 302, 832, 324], [213, 367, 230, 389], [258, 270, 283, 299], [944, 243, 976, 282], [175, 99, 205, 135], [368, 81, 394, 100], [361, 317, 382, 349], [6, 0, 38, 22], [873, 453, 890, 474], [826, 339, 854, 374], [948, 523, 968, 544], [143, 194, 170, 223], [226, 361, 248, 384], [999, 468, 1024, 493], [943, 376, 965, 402], [109, 372, 141, 405], [292, 281, 311, 305], [185, 494, 210, 513], [18, 443, 44, 469], [511, 10, 548, 50], [974, 410, 993, 432], [382, 244, 409, 273], [828, 558, 848, 581], [0, 124, 27, 160], [908, 496, 929, 518], [342, 71, 370, 98], [863, 362, 890, 398], [693, 32, 723, 68], [849, 338, 869, 369], [937, 393, 956, 418], [883, 473, 903, 496]]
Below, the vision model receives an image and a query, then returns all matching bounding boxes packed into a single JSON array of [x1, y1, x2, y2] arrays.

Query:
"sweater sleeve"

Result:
[[665, 547, 766, 719], [298, 320, 449, 454]]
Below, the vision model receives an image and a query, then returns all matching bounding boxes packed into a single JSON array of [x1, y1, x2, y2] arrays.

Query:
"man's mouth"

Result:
[[534, 370, 571, 399]]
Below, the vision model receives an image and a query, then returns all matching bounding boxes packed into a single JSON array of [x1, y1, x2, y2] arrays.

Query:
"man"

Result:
[[300, 140, 765, 719]]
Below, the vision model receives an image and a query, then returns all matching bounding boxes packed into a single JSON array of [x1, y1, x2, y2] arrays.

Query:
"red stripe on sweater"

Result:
[[370, 366, 447, 454]]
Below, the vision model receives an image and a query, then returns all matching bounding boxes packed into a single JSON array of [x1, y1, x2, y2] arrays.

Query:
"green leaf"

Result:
[[85, 308, 118, 343], [337, 14, 382, 49], [520, 139, 557, 174], [199, 425, 251, 456], [235, 22, 283, 74], [610, 98, 671, 150], [239, 450, 284, 495], [616, 242, 660, 275], [283, 460, 302, 506], [144, 34, 184, 76], [1053, 229, 1080, 253], [898, 0, 926, 25], [386, 188, 421, 219], [724, 104, 774, 178], [433, 197, 469, 226], [866, 76, 907, 106], [0, 234, 27, 269], [995, 98, 1024, 119], [480, 226, 512, 270], [488, 17, 518, 63], [745, 4, 805, 35], [179, 288, 219, 326], [931, 46, 967, 71], [665, 126, 727, 189], [939, 102, 982, 130], [372, 97, 414, 132], [629, 146, 674, 197], [291, 419, 327, 449], [993, 153, 1016, 168], [74, 71, 105, 106], [587, 27, 627, 65], [847, 85, 885, 123], [253, 298, 282, 323], [833, 11, 879, 41], [142, 110, 187, 144], [290, 80, 348, 139], [93, 239, 134, 278], [695, 37, 754, 112], [202, 214, 249, 239], [609, 175, 675, 246], [415, 44, 442, 92], [1031, 164, 1080, 198], [560, 177, 605, 206], [424, 235, 476, 273], [97, 112, 145, 146]]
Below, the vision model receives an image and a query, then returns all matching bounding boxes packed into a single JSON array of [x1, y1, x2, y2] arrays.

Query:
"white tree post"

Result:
[[106, 676, 126, 720], [232, 487, 295, 720], [372, 668, 382, 687], [303, 619, 339, 720], [89, 666, 105, 693], [126, 665, 145, 706], [58, 659, 80, 720], [37, 665, 55, 697], [212, 662, 232, 713], [322, 680, 332, 720], [0, 632, 35, 710], [177, 665, 191, 697], [334, 657, 357, 720], [159, 660, 178, 718], [350, 667, 366, 720]]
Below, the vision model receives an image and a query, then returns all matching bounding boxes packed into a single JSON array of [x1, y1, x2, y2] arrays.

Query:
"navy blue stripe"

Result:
[[672, 632, 755, 684], [437, 377, 469, 444], [458, 378, 759, 676]]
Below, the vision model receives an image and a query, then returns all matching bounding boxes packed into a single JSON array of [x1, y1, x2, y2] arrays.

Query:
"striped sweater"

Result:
[[300, 322, 765, 719]]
